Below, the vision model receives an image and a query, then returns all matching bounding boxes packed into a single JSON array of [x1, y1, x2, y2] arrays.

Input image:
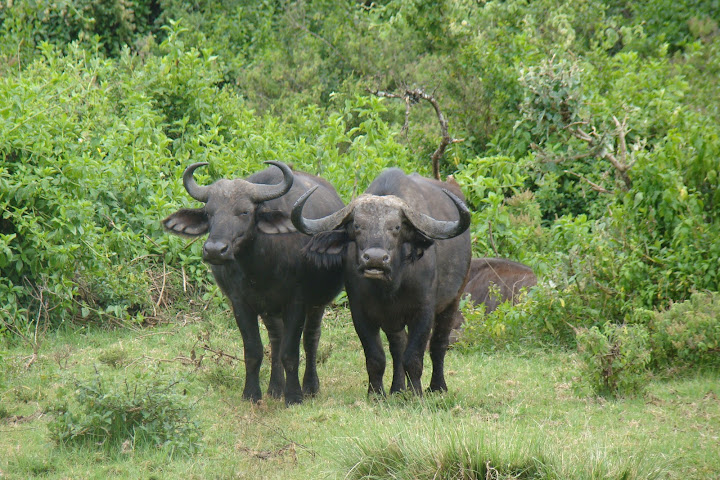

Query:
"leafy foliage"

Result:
[[648, 292, 720, 370], [575, 323, 651, 398], [49, 369, 201, 455]]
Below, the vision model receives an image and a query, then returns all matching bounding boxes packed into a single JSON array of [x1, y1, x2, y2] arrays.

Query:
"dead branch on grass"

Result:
[[237, 443, 299, 463], [190, 330, 244, 368]]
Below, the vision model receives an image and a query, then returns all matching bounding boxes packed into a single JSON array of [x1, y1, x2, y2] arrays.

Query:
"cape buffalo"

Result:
[[449, 257, 537, 344], [292, 168, 471, 396], [464, 257, 537, 313], [163, 161, 344, 405]]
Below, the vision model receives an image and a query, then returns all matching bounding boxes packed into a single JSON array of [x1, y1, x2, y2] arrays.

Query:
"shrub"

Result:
[[49, 370, 202, 455], [575, 323, 651, 398], [0, 0, 161, 60], [648, 291, 720, 370], [456, 281, 594, 352]]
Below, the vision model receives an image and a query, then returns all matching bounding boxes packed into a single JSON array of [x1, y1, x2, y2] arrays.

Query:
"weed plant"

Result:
[[48, 369, 202, 456]]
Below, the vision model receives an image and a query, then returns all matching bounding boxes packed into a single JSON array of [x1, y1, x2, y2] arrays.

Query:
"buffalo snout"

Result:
[[359, 247, 391, 278], [203, 239, 234, 263]]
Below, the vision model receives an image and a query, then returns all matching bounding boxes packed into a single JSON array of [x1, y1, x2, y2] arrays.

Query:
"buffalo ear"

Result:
[[405, 230, 435, 262], [257, 208, 297, 235], [302, 230, 349, 269], [163, 208, 209, 237]]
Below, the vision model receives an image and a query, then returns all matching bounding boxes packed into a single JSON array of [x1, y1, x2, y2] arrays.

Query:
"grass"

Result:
[[0, 305, 718, 479]]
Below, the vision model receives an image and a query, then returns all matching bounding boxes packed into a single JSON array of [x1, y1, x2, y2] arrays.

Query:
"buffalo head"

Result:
[[163, 161, 294, 264], [292, 188, 470, 283]]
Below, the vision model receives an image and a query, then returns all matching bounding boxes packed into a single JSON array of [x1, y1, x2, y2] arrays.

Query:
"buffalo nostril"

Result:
[[204, 241, 231, 259], [362, 253, 370, 261], [382, 254, 389, 263]]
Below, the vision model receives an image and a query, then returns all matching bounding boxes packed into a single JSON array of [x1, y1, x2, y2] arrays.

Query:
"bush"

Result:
[[0, 0, 161, 60], [575, 323, 651, 398], [49, 370, 202, 455], [648, 292, 720, 370]]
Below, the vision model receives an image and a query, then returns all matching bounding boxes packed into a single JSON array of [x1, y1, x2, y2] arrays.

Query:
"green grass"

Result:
[[1, 306, 718, 479]]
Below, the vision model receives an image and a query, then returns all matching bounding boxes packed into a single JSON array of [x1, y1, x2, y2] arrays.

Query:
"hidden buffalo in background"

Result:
[[449, 257, 538, 344], [292, 168, 471, 396], [163, 161, 344, 405], [464, 257, 537, 313]]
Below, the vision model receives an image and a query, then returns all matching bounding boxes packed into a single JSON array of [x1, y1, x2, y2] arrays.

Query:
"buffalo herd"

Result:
[[164, 162, 536, 405]]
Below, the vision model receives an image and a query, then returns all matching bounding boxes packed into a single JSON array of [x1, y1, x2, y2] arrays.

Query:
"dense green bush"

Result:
[[648, 292, 720, 370], [575, 323, 651, 398], [0, 0, 161, 61], [49, 369, 201, 455]]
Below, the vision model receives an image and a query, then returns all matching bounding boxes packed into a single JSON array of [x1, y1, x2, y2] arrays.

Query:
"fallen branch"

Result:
[[191, 331, 244, 368]]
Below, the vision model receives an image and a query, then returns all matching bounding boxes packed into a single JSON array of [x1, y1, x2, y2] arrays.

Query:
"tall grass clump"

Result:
[[336, 417, 667, 480]]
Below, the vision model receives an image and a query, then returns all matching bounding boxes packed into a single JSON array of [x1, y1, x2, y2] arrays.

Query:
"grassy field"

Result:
[[1, 306, 718, 479]]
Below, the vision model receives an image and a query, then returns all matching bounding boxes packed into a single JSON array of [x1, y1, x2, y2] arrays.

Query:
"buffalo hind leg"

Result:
[[427, 303, 456, 392], [263, 315, 285, 399], [302, 306, 323, 397]]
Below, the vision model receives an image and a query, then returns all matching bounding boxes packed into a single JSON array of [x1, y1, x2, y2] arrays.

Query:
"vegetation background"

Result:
[[0, 0, 718, 478]]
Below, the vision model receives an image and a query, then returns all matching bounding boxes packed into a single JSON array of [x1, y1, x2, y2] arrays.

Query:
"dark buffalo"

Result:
[[449, 257, 537, 343], [163, 161, 344, 405], [292, 168, 471, 395]]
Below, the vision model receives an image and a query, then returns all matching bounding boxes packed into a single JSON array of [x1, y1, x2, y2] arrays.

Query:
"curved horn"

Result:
[[183, 162, 210, 203], [292, 187, 355, 235], [402, 188, 471, 240], [247, 161, 294, 202]]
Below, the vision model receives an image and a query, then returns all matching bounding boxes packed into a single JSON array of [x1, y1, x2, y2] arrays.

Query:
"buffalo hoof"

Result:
[[267, 384, 284, 399], [367, 386, 387, 399], [242, 390, 262, 403], [427, 382, 448, 393], [284, 392, 303, 407], [302, 375, 320, 397], [302, 384, 319, 398]]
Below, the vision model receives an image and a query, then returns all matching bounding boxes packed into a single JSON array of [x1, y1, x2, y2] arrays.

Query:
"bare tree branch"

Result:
[[370, 87, 464, 180], [564, 170, 613, 194], [562, 115, 635, 190], [488, 220, 499, 256]]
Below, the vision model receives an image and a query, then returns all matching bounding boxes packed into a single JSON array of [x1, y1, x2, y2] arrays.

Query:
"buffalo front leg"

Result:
[[349, 306, 386, 396], [263, 315, 285, 399], [281, 301, 306, 406], [302, 306, 323, 397], [386, 329, 407, 394], [404, 308, 434, 395], [231, 301, 264, 402]]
